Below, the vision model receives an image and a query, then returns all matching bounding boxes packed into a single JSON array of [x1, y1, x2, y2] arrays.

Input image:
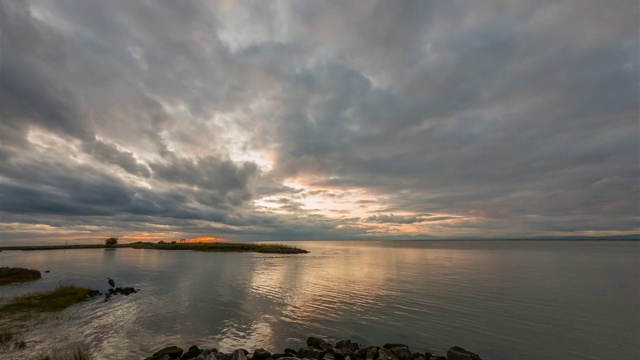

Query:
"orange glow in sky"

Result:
[[187, 236, 227, 243]]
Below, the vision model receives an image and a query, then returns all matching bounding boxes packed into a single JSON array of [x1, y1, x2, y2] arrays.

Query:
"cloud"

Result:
[[0, 0, 638, 244]]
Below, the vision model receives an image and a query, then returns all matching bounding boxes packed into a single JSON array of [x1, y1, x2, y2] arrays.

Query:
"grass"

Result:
[[36, 347, 92, 360], [127, 241, 309, 253], [1, 242, 309, 254], [0, 285, 95, 314], [0, 267, 42, 286], [0, 244, 107, 251], [0, 328, 27, 350]]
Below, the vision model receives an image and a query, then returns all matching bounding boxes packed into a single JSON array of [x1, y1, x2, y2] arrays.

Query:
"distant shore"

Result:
[[0, 242, 309, 254]]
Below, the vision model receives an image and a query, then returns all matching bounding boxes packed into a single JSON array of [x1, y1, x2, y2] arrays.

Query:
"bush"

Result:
[[104, 237, 118, 246]]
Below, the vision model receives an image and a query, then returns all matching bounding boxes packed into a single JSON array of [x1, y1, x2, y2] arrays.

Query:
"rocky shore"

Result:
[[145, 337, 481, 360]]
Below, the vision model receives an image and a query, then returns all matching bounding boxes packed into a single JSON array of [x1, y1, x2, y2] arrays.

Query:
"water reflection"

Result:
[[0, 241, 637, 360]]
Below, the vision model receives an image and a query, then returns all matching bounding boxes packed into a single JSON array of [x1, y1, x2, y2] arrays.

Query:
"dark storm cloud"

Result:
[[83, 140, 151, 177], [0, 0, 638, 243]]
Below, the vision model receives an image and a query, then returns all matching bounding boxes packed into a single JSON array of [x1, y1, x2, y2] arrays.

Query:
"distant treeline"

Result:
[[0, 242, 309, 254]]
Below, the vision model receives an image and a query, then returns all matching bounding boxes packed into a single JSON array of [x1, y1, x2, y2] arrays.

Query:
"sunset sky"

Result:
[[1, 1, 638, 244]]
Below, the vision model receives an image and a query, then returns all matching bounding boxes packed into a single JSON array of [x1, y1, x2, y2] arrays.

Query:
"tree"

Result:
[[105, 237, 118, 246]]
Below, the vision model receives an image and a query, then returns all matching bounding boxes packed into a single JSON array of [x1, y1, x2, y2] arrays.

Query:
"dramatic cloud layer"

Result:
[[1, 0, 638, 244]]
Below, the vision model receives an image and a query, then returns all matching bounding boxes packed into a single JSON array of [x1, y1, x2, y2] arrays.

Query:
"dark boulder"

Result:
[[389, 346, 412, 360], [231, 349, 248, 360], [428, 357, 446, 360], [307, 337, 326, 348], [182, 345, 203, 359], [335, 339, 359, 352], [298, 347, 324, 359], [377, 348, 399, 360], [146, 346, 184, 360], [355, 346, 377, 359], [216, 352, 232, 360], [366, 347, 379, 360], [446, 347, 481, 360], [382, 344, 407, 350], [253, 348, 271, 360], [412, 353, 426, 360], [284, 348, 297, 356], [271, 354, 286, 360]]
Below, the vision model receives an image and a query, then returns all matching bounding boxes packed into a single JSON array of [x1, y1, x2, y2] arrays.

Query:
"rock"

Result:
[[284, 348, 297, 356], [366, 347, 378, 360], [382, 344, 407, 350], [231, 349, 248, 360], [271, 354, 286, 360], [273, 357, 299, 360], [428, 357, 446, 360], [146, 346, 184, 360], [199, 353, 216, 360], [252, 348, 271, 360], [307, 337, 325, 348], [217, 352, 232, 360], [389, 346, 412, 360], [319, 344, 344, 360], [412, 353, 426, 360], [335, 339, 359, 352], [159, 356, 173, 360], [182, 345, 203, 359], [298, 347, 324, 359], [377, 348, 399, 360], [446, 347, 481, 360]]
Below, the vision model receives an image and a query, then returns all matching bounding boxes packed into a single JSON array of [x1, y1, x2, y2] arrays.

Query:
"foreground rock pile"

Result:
[[145, 337, 481, 360]]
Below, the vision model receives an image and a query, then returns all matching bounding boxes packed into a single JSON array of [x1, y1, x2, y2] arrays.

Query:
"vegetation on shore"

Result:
[[0, 328, 26, 350], [36, 347, 92, 360], [127, 241, 309, 253], [0, 267, 42, 286], [0, 285, 96, 314], [0, 242, 309, 254]]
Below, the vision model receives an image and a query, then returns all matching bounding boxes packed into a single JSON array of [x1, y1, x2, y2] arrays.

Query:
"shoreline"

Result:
[[144, 338, 481, 360], [0, 242, 309, 254]]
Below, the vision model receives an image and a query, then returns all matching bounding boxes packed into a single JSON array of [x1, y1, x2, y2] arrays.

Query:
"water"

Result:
[[0, 241, 638, 359]]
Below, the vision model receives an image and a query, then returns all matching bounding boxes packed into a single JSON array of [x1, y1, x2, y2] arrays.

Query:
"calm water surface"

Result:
[[0, 241, 638, 359]]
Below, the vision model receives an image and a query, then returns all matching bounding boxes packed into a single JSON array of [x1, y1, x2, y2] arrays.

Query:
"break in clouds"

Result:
[[1, 0, 638, 244]]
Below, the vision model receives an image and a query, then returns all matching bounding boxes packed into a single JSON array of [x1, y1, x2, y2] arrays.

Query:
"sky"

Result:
[[0, 0, 638, 244]]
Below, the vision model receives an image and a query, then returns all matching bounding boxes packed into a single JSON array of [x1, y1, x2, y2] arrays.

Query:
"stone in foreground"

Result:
[[446, 346, 481, 360], [146, 345, 184, 360]]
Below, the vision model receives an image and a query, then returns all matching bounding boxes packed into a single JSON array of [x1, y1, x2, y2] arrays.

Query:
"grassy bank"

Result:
[[0, 244, 107, 251], [127, 241, 309, 253], [0, 242, 309, 254], [0, 267, 42, 286], [0, 286, 95, 314]]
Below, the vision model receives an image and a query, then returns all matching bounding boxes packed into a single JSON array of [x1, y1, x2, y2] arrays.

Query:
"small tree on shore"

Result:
[[105, 237, 118, 246]]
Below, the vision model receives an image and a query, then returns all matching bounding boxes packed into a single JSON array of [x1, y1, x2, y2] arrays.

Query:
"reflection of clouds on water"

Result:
[[216, 314, 276, 352], [0, 243, 637, 359]]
